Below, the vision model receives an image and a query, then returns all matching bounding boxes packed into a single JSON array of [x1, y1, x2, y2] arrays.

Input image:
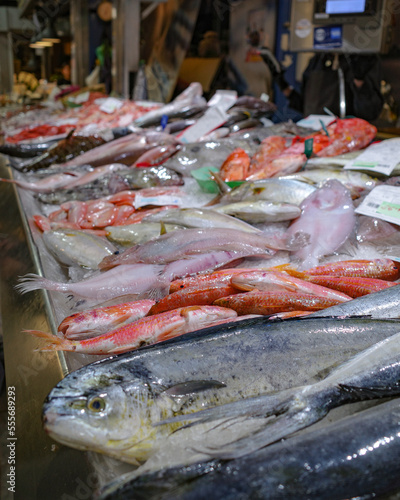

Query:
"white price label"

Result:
[[99, 97, 124, 114], [355, 185, 400, 226], [344, 138, 400, 176]]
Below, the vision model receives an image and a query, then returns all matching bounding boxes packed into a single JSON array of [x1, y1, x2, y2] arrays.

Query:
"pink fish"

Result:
[[58, 299, 156, 339], [286, 179, 356, 269], [26, 305, 237, 355]]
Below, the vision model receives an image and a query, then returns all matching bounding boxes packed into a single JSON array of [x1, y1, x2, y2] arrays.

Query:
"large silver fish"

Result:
[[99, 397, 400, 500], [162, 329, 400, 460], [42, 317, 400, 469]]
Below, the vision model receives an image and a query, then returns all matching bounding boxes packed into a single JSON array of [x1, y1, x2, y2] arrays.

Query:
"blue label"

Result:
[[313, 25, 342, 49]]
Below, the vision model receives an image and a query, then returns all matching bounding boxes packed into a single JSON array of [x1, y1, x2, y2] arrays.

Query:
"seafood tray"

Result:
[[1, 151, 399, 499]]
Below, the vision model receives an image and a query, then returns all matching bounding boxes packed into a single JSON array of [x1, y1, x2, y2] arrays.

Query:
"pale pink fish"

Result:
[[61, 201, 87, 226], [132, 143, 180, 167], [56, 130, 179, 169], [286, 179, 356, 269], [26, 305, 237, 355], [61, 163, 128, 188], [246, 154, 306, 181], [99, 227, 280, 270], [0, 171, 80, 193], [16, 264, 166, 301], [58, 299, 156, 339], [231, 270, 351, 302]]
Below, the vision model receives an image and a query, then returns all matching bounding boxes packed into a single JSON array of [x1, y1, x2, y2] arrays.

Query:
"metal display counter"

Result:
[[0, 155, 133, 500]]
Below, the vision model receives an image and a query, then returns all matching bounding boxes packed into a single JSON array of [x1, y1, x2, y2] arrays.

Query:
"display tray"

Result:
[[0, 153, 398, 500]]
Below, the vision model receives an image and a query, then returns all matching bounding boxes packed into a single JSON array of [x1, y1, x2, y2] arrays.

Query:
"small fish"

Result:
[[148, 284, 240, 315], [169, 267, 262, 293], [16, 264, 166, 302], [142, 207, 262, 233], [42, 229, 118, 269], [231, 270, 351, 302], [246, 153, 306, 180], [303, 275, 398, 298], [28, 305, 237, 355], [106, 222, 183, 246], [217, 178, 316, 206], [303, 258, 400, 280], [214, 200, 301, 223], [286, 179, 356, 269], [58, 299, 156, 339], [214, 291, 344, 315], [98, 228, 279, 270]]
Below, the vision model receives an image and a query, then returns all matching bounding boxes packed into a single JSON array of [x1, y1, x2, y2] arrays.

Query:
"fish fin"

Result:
[[339, 383, 400, 400], [161, 380, 226, 398], [159, 221, 167, 235], [268, 263, 307, 279], [24, 329, 73, 351]]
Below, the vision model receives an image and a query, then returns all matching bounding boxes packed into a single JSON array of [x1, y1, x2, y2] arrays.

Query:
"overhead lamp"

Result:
[[40, 22, 61, 43]]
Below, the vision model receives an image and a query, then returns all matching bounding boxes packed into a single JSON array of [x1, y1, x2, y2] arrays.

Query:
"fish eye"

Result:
[[87, 397, 106, 412]]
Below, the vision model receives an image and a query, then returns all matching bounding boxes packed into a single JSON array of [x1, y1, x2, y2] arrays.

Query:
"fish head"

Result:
[[42, 360, 162, 462]]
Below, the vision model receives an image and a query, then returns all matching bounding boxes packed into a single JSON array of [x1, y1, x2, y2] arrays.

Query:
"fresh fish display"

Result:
[[296, 258, 399, 280], [106, 222, 183, 246], [283, 167, 379, 196], [0, 139, 57, 158], [16, 264, 166, 302], [42, 229, 118, 269], [216, 178, 316, 206], [148, 284, 241, 315], [41, 316, 400, 469], [311, 280, 400, 318], [214, 290, 344, 315], [219, 148, 250, 181], [98, 227, 279, 270], [303, 275, 398, 298], [53, 131, 179, 170], [100, 397, 400, 500], [18, 134, 107, 172], [287, 179, 356, 269], [58, 299, 156, 339], [164, 330, 400, 460], [142, 207, 262, 233], [246, 153, 306, 180], [231, 270, 351, 302], [2, 163, 127, 194], [214, 200, 301, 223], [36, 166, 184, 204], [29, 305, 237, 355]]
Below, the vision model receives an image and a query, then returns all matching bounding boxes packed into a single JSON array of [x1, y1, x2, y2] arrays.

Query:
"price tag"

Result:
[[99, 97, 124, 114], [355, 185, 400, 226], [344, 138, 400, 176], [134, 193, 184, 209]]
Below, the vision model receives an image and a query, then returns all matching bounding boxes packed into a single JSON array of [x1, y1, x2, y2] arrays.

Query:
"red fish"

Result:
[[304, 276, 398, 298], [214, 291, 344, 315], [219, 148, 251, 181]]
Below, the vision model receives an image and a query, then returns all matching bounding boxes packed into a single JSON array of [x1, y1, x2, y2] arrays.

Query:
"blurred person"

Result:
[[259, 48, 383, 122], [57, 61, 71, 86]]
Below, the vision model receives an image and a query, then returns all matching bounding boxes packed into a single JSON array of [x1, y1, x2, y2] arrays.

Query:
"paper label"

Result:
[[296, 114, 334, 131], [134, 194, 184, 209], [99, 97, 124, 114], [344, 138, 400, 176], [179, 90, 237, 143], [71, 91, 90, 104], [355, 186, 400, 226]]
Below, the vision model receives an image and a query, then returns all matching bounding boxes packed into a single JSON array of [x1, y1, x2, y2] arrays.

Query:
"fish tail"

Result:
[[24, 329, 73, 351], [269, 263, 307, 279], [15, 274, 67, 294]]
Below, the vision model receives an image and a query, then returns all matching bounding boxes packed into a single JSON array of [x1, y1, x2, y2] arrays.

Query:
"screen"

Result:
[[325, 0, 366, 14]]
